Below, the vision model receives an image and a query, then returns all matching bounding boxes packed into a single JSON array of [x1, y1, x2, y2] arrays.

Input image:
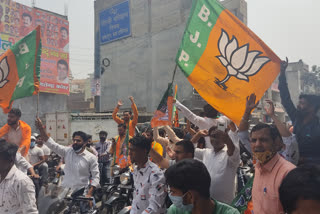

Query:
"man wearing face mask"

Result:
[[35, 118, 99, 200], [166, 159, 239, 214], [250, 123, 296, 214], [279, 59, 320, 165], [95, 131, 112, 185]]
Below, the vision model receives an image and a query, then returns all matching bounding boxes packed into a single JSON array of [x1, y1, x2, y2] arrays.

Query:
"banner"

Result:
[[0, 26, 41, 113], [176, 0, 281, 125], [0, 0, 69, 95], [151, 83, 174, 128]]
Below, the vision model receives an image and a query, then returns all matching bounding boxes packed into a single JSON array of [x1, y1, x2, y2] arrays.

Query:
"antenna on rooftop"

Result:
[[32, 0, 36, 8]]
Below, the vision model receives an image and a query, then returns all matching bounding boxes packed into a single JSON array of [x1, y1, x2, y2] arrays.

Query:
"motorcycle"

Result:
[[99, 165, 134, 214], [47, 152, 62, 183], [59, 188, 98, 214]]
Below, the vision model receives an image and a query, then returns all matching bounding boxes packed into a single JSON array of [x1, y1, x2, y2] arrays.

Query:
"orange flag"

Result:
[[176, 0, 280, 125]]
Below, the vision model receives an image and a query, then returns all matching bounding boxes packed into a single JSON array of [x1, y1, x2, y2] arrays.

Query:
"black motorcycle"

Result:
[[60, 188, 98, 214], [99, 165, 134, 214]]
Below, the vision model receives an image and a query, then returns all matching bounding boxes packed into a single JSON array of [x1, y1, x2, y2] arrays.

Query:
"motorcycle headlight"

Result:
[[113, 165, 120, 175], [120, 172, 130, 185]]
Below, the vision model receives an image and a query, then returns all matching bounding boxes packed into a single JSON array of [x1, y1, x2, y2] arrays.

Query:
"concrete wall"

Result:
[[95, 0, 194, 112], [95, 0, 247, 113], [0, 93, 68, 133]]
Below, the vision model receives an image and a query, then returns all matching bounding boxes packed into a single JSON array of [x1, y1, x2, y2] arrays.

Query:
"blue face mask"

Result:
[[169, 192, 193, 212], [30, 141, 36, 148]]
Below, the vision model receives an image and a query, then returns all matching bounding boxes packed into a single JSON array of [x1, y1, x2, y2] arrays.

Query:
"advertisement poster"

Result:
[[0, 0, 70, 94]]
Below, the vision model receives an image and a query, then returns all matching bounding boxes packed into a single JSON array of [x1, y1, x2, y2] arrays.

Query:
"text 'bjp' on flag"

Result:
[[176, 0, 281, 125]]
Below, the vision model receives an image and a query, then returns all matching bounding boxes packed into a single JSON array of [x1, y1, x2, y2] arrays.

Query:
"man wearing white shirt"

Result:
[[192, 125, 240, 204], [0, 139, 38, 214], [175, 100, 227, 149], [35, 134, 51, 160], [35, 118, 100, 200], [28, 136, 48, 187]]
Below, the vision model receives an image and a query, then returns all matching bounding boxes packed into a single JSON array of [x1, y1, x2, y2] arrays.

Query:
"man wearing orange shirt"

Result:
[[250, 123, 296, 214], [0, 108, 31, 157], [109, 124, 132, 169], [112, 96, 138, 137]]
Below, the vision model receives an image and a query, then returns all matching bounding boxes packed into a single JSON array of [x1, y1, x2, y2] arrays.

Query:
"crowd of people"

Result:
[[1, 60, 320, 214]]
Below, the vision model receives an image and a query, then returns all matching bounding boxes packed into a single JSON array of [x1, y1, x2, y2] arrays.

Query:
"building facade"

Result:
[[94, 0, 248, 113]]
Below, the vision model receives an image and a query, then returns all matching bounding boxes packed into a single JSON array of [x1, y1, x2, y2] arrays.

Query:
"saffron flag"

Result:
[[176, 0, 281, 125], [151, 83, 174, 128], [0, 26, 41, 113]]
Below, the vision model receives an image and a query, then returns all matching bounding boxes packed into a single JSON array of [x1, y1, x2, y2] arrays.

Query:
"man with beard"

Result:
[[0, 108, 31, 157], [279, 59, 320, 165], [35, 118, 99, 201]]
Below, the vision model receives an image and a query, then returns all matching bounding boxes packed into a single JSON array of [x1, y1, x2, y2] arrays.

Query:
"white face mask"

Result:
[[169, 192, 193, 212]]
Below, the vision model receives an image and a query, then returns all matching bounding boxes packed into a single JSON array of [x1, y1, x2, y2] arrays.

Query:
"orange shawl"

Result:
[[0, 120, 32, 157]]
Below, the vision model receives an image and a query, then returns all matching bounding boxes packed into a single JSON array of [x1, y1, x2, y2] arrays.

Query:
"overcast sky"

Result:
[[15, 0, 320, 78]]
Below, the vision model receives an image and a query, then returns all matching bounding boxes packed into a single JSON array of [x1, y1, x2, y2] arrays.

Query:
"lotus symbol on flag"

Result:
[[0, 57, 10, 88], [215, 29, 270, 90]]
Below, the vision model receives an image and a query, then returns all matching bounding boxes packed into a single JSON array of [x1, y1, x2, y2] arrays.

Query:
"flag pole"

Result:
[[171, 64, 178, 84], [36, 92, 39, 117]]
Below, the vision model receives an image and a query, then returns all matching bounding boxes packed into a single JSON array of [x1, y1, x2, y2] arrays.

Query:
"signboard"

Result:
[[0, 0, 70, 95], [99, 0, 131, 44]]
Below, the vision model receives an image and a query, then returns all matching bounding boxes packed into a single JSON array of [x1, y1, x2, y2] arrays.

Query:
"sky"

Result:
[[14, 0, 320, 79]]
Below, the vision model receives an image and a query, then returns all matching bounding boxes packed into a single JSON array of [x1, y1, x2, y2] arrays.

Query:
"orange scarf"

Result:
[[0, 120, 32, 157]]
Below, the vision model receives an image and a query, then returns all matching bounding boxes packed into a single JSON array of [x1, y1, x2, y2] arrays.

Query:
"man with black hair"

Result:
[[59, 26, 69, 49], [250, 123, 296, 214], [95, 131, 112, 184], [279, 59, 320, 165], [143, 128, 163, 158], [0, 139, 38, 214], [57, 59, 69, 84], [165, 159, 239, 214], [191, 125, 240, 204], [20, 12, 32, 36], [149, 140, 195, 169], [0, 108, 31, 157], [129, 135, 166, 214], [85, 135, 98, 156], [174, 100, 228, 149], [35, 118, 99, 200], [112, 96, 138, 137], [279, 165, 320, 214], [109, 123, 132, 169], [28, 136, 48, 188]]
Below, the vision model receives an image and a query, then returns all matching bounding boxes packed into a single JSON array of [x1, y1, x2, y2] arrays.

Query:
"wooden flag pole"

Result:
[[36, 92, 39, 117]]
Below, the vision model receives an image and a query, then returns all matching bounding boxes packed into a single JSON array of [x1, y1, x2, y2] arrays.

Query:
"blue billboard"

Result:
[[99, 0, 131, 44]]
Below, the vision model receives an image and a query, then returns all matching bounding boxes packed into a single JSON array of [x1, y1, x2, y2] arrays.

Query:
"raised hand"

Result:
[[264, 100, 275, 116], [281, 57, 289, 73], [198, 129, 209, 137], [246, 93, 259, 112], [129, 96, 134, 103], [35, 117, 44, 130], [117, 100, 123, 107]]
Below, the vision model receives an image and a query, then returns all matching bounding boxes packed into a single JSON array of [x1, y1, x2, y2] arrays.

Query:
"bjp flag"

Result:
[[151, 83, 174, 128], [176, 0, 281, 125], [0, 26, 41, 113]]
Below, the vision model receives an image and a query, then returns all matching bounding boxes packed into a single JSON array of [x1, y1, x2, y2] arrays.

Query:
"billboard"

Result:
[[99, 0, 131, 44], [0, 0, 70, 94]]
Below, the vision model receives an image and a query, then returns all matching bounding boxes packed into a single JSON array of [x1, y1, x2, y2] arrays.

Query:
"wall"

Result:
[[0, 93, 68, 132], [95, 0, 247, 113]]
